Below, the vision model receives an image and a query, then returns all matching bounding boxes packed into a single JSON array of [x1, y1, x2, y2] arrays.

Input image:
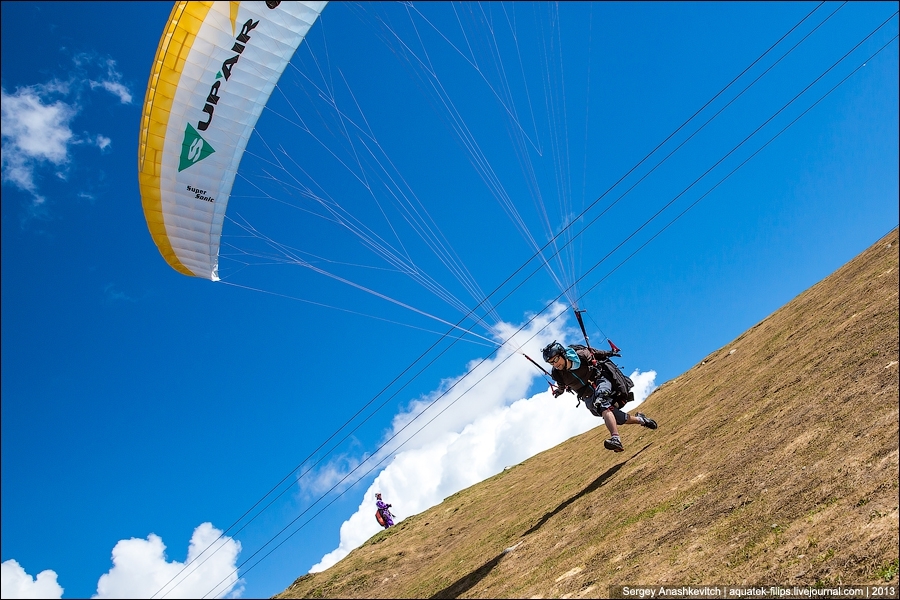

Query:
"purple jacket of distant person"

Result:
[[376, 500, 394, 528]]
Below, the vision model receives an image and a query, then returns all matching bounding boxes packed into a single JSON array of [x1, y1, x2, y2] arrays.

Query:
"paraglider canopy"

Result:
[[138, 1, 327, 280]]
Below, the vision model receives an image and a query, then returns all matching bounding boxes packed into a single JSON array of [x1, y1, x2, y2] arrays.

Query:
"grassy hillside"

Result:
[[276, 229, 899, 599]]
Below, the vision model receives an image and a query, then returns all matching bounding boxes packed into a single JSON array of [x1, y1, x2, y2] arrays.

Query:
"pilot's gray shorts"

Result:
[[581, 377, 627, 423]]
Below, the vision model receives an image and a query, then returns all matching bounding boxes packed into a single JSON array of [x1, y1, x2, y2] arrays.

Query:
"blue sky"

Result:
[[2, 1, 897, 598]]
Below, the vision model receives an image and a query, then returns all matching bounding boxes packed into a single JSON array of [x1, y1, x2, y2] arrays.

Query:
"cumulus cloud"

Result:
[[0, 54, 132, 207], [0, 523, 242, 600], [309, 307, 658, 572], [93, 523, 243, 599], [0, 560, 64, 599]]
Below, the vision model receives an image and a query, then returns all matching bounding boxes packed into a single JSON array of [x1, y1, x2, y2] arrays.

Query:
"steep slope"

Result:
[[276, 229, 899, 599]]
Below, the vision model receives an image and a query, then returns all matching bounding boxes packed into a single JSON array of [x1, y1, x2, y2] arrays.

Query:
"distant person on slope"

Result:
[[543, 341, 658, 452], [375, 493, 394, 529]]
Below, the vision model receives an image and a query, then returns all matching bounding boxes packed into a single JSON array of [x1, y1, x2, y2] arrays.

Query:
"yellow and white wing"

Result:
[[138, 1, 327, 280]]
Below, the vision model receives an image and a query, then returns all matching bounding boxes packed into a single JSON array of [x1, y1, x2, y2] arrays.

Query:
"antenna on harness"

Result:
[[575, 308, 622, 357], [574, 308, 594, 355]]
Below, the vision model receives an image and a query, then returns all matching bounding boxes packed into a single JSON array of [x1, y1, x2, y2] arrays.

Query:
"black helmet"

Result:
[[542, 341, 565, 363]]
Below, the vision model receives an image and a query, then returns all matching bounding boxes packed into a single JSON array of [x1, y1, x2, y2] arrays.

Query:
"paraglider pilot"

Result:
[[375, 493, 394, 529], [543, 341, 658, 452]]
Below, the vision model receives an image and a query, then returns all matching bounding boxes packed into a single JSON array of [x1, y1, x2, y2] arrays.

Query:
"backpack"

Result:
[[570, 344, 635, 407]]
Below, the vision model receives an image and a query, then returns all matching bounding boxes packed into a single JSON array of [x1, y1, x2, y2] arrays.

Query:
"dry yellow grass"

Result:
[[276, 229, 899, 599]]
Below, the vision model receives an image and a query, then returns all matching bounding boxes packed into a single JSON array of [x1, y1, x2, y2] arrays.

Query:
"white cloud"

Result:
[[0, 560, 64, 600], [1, 86, 75, 200], [621, 369, 658, 413], [78, 55, 133, 105], [0, 89, 74, 163], [309, 307, 658, 572], [1, 54, 132, 206], [93, 523, 243, 599], [0, 523, 243, 600], [91, 80, 133, 104]]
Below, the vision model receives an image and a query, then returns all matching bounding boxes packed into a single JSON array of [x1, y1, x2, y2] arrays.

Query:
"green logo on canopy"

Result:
[[178, 123, 215, 172]]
